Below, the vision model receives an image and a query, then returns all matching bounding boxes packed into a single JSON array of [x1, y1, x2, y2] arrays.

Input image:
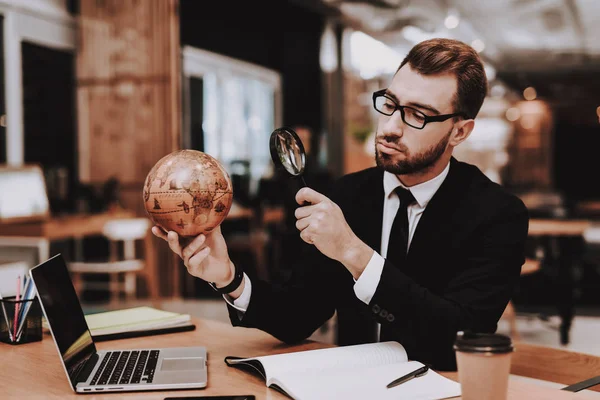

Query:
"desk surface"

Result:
[[529, 218, 591, 236], [0, 317, 595, 399]]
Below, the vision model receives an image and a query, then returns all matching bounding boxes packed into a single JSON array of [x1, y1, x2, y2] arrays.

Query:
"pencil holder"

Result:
[[0, 296, 43, 345]]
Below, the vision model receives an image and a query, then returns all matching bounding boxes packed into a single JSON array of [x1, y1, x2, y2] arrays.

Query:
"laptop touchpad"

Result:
[[160, 357, 205, 371]]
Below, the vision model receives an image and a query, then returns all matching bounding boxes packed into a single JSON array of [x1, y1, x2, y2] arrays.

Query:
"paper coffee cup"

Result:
[[453, 331, 513, 400]]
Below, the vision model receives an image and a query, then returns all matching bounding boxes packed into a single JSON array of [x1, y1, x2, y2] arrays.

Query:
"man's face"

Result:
[[375, 64, 459, 175]]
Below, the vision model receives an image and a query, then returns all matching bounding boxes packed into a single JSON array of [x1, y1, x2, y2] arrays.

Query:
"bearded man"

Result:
[[153, 38, 529, 371]]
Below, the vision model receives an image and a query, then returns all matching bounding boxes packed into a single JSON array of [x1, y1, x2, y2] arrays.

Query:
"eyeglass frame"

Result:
[[372, 89, 468, 130]]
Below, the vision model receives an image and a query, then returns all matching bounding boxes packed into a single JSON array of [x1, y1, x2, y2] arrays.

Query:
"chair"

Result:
[[501, 247, 544, 341], [69, 218, 157, 303], [226, 204, 272, 282]]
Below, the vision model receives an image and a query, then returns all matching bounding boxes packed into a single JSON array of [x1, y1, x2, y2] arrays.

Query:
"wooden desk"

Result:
[[0, 317, 596, 399], [0, 209, 136, 240]]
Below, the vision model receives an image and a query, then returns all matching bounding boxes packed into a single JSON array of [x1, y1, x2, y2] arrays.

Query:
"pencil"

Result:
[[15, 279, 36, 341], [14, 275, 20, 341], [0, 290, 13, 341]]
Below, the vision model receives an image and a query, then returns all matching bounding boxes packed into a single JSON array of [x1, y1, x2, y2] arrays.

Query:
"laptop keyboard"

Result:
[[89, 350, 160, 385]]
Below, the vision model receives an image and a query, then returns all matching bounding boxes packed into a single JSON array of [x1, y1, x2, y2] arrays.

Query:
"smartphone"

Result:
[[164, 396, 255, 400]]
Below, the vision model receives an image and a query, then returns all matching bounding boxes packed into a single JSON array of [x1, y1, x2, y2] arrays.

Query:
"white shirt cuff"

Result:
[[353, 252, 385, 305], [223, 273, 252, 313]]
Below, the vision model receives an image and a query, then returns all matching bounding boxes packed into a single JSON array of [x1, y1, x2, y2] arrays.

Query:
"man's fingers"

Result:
[[151, 226, 168, 241], [294, 203, 319, 219], [296, 187, 329, 206], [167, 231, 183, 258], [299, 229, 313, 244], [295, 217, 310, 232], [296, 215, 315, 244], [187, 247, 211, 274], [182, 234, 207, 264]]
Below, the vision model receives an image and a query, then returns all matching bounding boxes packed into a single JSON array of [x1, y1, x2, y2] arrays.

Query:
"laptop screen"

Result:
[[30, 254, 96, 389]]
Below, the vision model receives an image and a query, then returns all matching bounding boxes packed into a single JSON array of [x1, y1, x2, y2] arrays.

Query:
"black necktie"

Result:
[[386, 187, 416, 266]]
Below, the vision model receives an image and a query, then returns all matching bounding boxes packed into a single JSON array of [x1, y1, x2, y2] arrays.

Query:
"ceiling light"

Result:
[[402, 25, 425, 43], [320, 23, 338, 73], [484, 63, 496, 81], [348, 31, 403, 79], [490, 83, 506, 98], [505, 107, 521, 122], [444, 15, 459, 29], [523, 87, 537, 101], [471, 39, 485, 53], [521, 115, 536, 130]]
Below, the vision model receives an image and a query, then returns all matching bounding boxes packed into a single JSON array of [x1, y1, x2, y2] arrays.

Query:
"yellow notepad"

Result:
[[84, 306, 191, 336]]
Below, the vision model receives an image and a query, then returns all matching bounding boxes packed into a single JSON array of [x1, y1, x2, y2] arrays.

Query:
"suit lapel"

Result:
[[407, 158, 469, 261]]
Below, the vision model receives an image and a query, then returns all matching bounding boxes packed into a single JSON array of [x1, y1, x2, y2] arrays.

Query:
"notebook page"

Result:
[[274, 360, 461, 400], [255, 341, 407, 383]]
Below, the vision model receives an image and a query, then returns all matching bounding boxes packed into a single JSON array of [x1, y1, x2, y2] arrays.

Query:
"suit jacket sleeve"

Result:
[[226, 233, 339, 344], [369, 196, 529, 369]]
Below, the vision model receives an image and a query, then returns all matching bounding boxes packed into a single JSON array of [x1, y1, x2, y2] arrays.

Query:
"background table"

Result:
[[0, 209, 163, 300], [528, 218, 591, 344]]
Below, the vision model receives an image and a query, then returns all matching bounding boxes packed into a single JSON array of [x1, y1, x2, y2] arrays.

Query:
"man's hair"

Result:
[[398, 38, 488, 120]]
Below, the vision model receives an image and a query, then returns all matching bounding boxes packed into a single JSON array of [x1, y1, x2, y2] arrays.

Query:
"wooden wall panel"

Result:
[[77, 0, 181, 296], [343, 72, 377, 175], [77, 0, 181, 187], [504, 100, 554, 189]]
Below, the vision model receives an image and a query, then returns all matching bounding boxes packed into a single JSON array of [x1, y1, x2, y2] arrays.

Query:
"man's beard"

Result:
[[375, 128, 452, 175]]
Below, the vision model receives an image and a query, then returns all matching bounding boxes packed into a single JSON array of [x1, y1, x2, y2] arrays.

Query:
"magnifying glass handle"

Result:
[[299, 176, 311, 206]]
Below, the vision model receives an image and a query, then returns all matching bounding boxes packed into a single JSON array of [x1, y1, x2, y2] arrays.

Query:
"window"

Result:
[[182, 46, 282, 197]]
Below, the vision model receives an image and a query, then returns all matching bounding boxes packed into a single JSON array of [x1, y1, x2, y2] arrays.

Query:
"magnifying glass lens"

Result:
[[269, 127, 307, 187]]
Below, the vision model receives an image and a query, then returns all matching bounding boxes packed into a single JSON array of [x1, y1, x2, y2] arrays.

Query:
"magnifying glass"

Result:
[[269, 127, 312, 205], [269, 127, 308, 187]]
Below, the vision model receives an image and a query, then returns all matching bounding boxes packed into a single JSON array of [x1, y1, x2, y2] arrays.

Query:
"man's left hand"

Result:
[[295, 187, 373, 277]]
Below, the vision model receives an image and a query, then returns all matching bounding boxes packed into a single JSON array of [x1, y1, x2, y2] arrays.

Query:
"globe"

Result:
[[143, 150, 234, 237]]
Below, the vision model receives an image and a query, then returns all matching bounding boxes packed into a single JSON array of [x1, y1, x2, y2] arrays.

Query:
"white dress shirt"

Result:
[[225, 162, 451, 316]]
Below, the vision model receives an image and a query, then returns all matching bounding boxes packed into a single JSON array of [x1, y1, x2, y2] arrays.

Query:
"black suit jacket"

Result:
[[228, 158, 529, 370]]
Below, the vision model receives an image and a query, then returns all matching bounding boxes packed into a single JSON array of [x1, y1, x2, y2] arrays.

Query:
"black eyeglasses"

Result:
[[372, 89, 467, 130]]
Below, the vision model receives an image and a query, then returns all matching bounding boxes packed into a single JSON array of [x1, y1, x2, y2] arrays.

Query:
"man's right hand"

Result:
[[151, 225, 237, 290]]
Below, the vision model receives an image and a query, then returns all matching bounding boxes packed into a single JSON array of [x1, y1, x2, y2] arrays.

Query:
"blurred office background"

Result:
[[0, 0, 599, 355]]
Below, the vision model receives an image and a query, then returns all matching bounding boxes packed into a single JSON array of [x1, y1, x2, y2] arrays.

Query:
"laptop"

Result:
[[30, 254, 208, 393]]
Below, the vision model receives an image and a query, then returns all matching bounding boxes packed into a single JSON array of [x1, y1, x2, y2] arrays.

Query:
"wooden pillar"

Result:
[[322, 21, 345, 179], [76, 0, 181, 297]]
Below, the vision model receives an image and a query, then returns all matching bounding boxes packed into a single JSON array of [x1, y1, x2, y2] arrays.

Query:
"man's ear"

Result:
[[449, 119, 475, 147]]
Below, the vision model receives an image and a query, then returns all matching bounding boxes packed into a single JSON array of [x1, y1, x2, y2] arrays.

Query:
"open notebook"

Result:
[[225, 341, 461, 400]]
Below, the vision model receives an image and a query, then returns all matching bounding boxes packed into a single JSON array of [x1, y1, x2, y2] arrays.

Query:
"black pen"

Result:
[[386, 365, 429, 389]]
